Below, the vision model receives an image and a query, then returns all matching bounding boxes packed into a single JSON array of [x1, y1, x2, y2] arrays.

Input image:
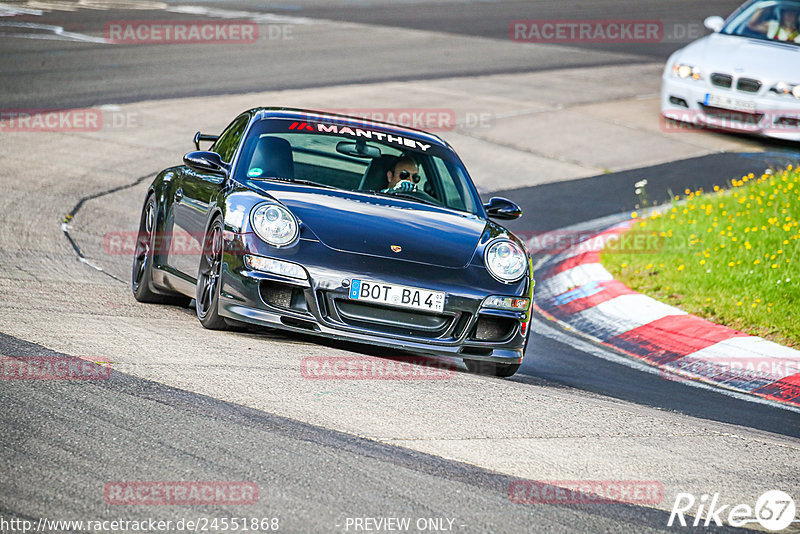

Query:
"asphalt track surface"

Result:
[[1, 1, 800, 533], [0, 0, 746, 109], [0, 334, 731, 534]]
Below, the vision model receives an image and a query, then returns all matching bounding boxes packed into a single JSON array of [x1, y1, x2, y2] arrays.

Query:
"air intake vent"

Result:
[[737, 78, 761, 93], [471, 316, 515, 342], [260, 281, 308, 312], [710, 73, 733, 88]]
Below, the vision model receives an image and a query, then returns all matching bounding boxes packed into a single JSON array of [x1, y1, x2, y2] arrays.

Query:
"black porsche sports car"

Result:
[[132, 108, 533, 377]]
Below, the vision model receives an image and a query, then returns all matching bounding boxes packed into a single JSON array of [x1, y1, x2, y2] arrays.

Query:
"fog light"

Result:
[[669, 96, 689, 108], [245, 255, 307, 280], [483, 296, 530, 311]]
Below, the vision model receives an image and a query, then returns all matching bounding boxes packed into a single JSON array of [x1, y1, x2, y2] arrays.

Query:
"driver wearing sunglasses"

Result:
[[382, 155, 420, 193]]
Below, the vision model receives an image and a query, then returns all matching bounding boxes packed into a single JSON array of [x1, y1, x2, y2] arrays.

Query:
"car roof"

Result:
[[249, 107, 451, 149]]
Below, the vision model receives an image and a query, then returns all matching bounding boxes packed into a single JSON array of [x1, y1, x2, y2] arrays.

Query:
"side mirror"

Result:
[[483, 197, 522, 220], [704, 16, 724, 32], [183, 151, 229, 176], [193, 131, 219, 150]]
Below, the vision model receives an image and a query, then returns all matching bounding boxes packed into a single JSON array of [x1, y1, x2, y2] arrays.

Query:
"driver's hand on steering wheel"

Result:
[[383, 180, 416, 193]]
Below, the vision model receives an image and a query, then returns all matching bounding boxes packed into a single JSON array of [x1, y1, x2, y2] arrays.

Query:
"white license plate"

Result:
[[349, 279, 445, 313], [704, 93, 756, 112]]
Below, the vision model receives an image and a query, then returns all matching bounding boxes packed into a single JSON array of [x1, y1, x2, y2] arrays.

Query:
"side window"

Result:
[[432, 158, 468, 211], [212, 116, 249, 163]]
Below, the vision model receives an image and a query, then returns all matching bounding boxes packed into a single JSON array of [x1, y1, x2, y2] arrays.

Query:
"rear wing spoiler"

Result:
[[193, 131, 219, 150]]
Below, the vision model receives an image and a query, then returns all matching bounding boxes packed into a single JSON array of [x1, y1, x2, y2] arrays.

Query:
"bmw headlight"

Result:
[[671, 63, 702, 81], [251, 203, 298, 247], [484, 240, 528, 283], [772, 82, 800, 98]]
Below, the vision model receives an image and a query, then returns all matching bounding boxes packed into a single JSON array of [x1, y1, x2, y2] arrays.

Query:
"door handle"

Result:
[[174, 187, 183, 202]]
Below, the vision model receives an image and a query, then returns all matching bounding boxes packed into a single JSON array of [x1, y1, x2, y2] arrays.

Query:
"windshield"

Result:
[[234, 118, 482, 215], [721, 0, 800, 45]]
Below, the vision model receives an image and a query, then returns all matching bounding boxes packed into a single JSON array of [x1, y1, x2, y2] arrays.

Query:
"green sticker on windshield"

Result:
[[248, 167, 263, 177]]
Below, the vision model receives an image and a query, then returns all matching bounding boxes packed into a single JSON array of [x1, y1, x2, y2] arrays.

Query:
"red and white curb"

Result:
[[529, 219, 800, 409]]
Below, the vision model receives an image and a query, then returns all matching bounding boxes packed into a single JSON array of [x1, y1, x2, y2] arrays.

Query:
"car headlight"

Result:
[[251, 203, 298, 247], [245, 255, 307, 280], [483, 295, 530, 311], [671, 63, 702, 80], [484, 240, 528, 283], [772, 82, 800, 98]]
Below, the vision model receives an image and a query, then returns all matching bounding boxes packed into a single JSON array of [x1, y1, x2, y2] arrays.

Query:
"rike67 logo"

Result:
[[669, 490, 798, 531]]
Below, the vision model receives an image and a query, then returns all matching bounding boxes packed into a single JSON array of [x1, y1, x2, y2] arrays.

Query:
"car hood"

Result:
[[677, 33, 800, 81], [253, 184, 488, 268]]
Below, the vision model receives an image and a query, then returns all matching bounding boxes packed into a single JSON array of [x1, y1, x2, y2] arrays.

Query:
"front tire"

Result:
[[132, 194, 190, 306], [196, 217, 227, 330], [464, 359, 521, 378]]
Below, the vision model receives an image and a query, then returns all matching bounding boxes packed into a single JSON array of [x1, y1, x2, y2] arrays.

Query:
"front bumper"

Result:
[[661, 75, 800, 142], [217, 233, 532, 364]]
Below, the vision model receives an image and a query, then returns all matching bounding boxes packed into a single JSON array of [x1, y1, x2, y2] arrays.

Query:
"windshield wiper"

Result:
[[252, 176, 338, 189]]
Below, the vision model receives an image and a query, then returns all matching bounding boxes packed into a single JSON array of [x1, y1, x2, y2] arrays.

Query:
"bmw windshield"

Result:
[[721, 0, 800, 46]]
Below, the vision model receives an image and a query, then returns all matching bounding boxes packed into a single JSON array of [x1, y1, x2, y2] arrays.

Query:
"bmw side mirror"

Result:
[[704, 16, 724, 32], [483, 197, 522, 220], [184, 151, 229, 176]]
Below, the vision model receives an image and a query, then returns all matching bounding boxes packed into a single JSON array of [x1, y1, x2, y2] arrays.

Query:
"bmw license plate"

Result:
[[704, 93, 756, 112], [349, 279, 445, 313]]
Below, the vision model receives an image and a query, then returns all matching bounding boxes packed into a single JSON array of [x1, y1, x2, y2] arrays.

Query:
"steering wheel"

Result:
[[393, 188, 443, 206]]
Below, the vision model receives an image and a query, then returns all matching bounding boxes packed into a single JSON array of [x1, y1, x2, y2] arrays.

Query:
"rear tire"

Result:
[[132, 194, 191, 306], [196, 217, 227, 330], [464, 359, 521, 378]]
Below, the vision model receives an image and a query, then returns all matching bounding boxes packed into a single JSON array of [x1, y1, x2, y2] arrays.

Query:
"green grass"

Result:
[[601, 166, 800, 347]]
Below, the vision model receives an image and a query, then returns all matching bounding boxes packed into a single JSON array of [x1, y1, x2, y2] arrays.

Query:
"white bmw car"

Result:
[[662, 0, 800, 142]]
